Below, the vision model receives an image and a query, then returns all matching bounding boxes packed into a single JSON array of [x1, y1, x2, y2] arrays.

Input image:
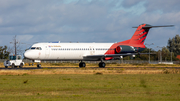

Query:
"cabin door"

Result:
[[89, 46, 95, 55], [45, 45, 50, 59]]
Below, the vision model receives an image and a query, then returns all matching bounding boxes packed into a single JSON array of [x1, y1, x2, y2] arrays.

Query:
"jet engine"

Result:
[[115, 45, 135, 53]]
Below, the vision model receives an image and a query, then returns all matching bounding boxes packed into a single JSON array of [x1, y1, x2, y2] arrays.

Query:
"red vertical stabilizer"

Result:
[[129, 24, 150, 45], [129, 24, 174, 45]]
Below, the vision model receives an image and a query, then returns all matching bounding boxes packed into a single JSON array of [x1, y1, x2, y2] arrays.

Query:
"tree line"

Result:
[[124, 35, 180, 61], [0, 46, 10, 59]]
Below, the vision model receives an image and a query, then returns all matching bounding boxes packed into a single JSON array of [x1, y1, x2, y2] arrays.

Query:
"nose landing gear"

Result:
[[37, 64, 41, 68]]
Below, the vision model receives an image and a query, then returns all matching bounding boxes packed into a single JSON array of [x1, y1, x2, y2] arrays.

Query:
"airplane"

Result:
[[24, 24, 173, 68]]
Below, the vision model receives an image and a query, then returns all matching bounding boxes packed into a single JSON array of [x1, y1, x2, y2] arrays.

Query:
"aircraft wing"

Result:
[[83, 53, 154, 60]]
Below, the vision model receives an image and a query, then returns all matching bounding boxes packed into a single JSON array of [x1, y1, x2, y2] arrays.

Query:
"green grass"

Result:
[[0, 74, 180, 101]]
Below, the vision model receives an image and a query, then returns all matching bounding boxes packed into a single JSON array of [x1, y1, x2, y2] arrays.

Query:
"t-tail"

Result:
[[129, 24, 174, 45], [104, 23, 173, 60]]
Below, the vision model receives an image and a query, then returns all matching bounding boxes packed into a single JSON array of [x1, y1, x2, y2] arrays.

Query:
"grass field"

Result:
[[0, 62, 180, 100], [0, 73, 180, 101]]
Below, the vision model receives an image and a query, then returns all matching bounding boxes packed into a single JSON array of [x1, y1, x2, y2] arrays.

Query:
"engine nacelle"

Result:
[[115, 45, 135, 53]]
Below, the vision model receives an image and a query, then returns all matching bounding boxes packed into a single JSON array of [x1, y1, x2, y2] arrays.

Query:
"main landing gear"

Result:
[[99, 61, 106, 68], [79, 61, 106, 68], [79, 61, 86, 68]]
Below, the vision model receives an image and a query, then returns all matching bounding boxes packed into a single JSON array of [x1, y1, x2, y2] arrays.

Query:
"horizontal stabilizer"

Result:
[[132, 25, 174, 28]]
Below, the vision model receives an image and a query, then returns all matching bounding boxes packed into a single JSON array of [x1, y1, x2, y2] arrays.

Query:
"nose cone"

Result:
[[24, 51, 32, 59], [24, 50, 39, 59]]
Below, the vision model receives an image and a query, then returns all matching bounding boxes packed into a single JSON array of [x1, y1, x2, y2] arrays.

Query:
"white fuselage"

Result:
[[24, 42, 114, 61]]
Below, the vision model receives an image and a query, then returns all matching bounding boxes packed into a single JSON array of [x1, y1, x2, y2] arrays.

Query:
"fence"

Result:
[[22, 59, 180, 64]]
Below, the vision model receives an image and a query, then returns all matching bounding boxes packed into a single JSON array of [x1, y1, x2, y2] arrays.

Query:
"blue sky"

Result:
[[0, 0, 179, 54]]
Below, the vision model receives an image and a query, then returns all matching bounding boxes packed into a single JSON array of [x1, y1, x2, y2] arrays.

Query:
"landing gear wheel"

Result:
[[99, 62, 106, 68], [29, 63, 34, 66], [37, 64, 41, 68], [79, 62, 86, 68]]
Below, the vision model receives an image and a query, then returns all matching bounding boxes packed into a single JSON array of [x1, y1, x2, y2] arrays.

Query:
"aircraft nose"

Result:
[[24, 51, 32, 59]]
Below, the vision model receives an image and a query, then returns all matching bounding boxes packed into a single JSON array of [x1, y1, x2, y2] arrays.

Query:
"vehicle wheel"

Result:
[[19, 63, 23, 68], [5, 66, 8, 68], [11, 63, 15, 68], [99, 62, 105, 68]]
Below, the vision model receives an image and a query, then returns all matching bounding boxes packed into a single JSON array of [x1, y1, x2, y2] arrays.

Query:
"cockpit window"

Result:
[[36, 47, 41, 50], [30, 47, 42, 50], [31, 47, 36, 49]]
